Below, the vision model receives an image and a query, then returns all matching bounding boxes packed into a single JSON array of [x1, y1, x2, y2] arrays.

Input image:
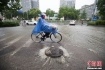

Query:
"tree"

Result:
[[0, 0, 10, 12], [0, 0, 22, 12], [80, 10, 87, 20], [97, 0, 105, 20], [3, 10, 13, 19], [0, 0, 22, 20], [58, 6, 80, 20], [8, 0, 22, 11], [3, 9, 23, 19], [57, 13, 63, 19], [3, 10, 23, 20], [28, 8, 41, 19], [22, 12, 28, 20], [46, 8, 55, 18]]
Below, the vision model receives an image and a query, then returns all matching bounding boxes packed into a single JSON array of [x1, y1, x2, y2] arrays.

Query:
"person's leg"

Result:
[[41, 32, 50, 41], [43, 32, 50, 38], [45, 32, 50, 37]]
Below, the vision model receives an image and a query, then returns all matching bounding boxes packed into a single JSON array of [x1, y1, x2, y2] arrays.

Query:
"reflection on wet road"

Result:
[[0, 25, 105, 70]]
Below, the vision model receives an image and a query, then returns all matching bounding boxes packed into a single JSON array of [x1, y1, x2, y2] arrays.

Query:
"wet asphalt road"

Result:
[[0, 24, 105, 70]]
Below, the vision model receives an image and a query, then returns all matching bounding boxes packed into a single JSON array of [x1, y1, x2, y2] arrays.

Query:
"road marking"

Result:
[[0, 34, 16, 42], [0, 36, 23, 51], [11, 38, 33, 56], [22, 38, 33, 47], [11, 46, 22, 56]]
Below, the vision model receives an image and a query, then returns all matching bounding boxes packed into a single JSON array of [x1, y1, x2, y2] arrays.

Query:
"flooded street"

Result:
[[0, 24, 105, 70]]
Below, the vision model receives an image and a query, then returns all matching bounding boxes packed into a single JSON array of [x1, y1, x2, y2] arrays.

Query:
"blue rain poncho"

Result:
[[32, 17, 57, 35]]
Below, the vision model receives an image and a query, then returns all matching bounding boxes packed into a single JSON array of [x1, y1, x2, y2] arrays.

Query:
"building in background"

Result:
[[60, 0, 75, 8], [79, 0, 98, 20], [20, 0, 39, 12], [79, 4, 95, 20], [31, 0, 39, 9], [81, 5, 89, 9], [94, 0, 98, 15], [20, 0, 31, 12]]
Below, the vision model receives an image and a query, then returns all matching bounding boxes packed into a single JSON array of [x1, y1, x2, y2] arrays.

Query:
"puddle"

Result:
[[39, 46, 70, 66]]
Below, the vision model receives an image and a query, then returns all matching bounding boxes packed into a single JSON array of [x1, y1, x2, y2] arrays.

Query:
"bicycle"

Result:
[[31, 31, 62, 43]]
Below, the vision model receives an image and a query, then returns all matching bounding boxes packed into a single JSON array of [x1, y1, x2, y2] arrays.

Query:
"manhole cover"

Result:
[[45, 46, 63, 58], [39, 46, 70, 65]]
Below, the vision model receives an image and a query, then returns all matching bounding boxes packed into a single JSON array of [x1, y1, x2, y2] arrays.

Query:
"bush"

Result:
[[87, 21, 96, 25], [0, 21, 19, 27], [87, 20, 105, 26], [95, 20, 105, 25]]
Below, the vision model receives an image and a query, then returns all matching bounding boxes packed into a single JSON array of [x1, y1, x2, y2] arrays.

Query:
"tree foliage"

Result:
[[80, 10, 87, 20], [8, 0, 22, 11], [0, 0, 10, 12], [58, 6, 80, 20], [0, 0, 22, 12], [0, 0, 22, 20], [46, 8, 55, 17], [3, 10, 23, 19], [28, 8, 41, 19], [4, 8, 41, 20], [97, 0, 105, 20]]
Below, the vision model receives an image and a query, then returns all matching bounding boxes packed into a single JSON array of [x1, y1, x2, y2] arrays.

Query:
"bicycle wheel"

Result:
[[50, 32, 62, 43], [31, 33, 42, 43]]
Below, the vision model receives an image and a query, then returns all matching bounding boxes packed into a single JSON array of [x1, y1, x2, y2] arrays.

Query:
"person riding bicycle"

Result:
[[32, 13, 57, 41]]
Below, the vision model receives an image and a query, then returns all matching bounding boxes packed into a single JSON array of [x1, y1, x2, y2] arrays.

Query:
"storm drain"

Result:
[[39, 46, 70, 66]]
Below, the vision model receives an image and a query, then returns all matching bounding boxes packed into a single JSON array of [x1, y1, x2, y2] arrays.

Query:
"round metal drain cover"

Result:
[[45, 47, 63, 58]]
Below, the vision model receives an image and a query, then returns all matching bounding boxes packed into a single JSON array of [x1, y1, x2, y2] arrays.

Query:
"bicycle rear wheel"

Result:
[[31, 33, 42, 43], [50, 32, 62, 43]]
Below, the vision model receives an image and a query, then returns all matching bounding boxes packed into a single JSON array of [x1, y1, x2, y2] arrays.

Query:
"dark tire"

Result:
[[31, 33, 42, 43], [50, 32, 62, 43]]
